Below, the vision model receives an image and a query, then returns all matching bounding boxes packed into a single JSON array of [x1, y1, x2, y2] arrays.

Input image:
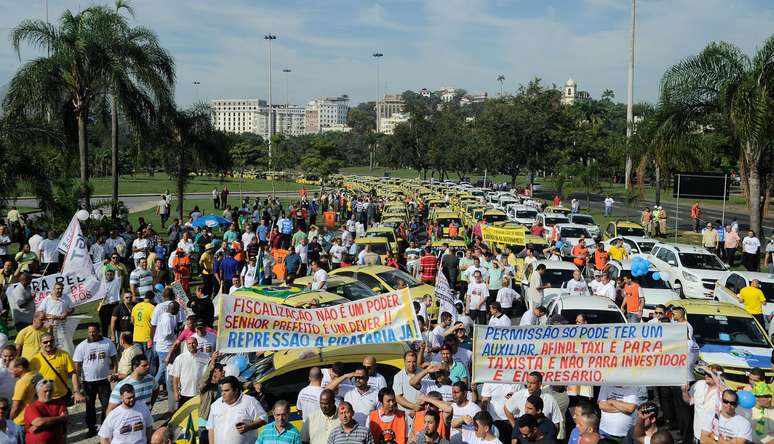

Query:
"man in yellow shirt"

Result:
[[29, 332, 85, 405], [608, 238, 629, 262], [9, 357, 39, 425], [131, 292, 155, 350], [739, 279, 767, 327], [15, 311, 46, 361]]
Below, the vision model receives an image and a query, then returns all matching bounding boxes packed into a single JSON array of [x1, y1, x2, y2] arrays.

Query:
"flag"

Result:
[[435, 271, 458, 322], [60, 215, 95, 276], [57, 215, 81, 255]]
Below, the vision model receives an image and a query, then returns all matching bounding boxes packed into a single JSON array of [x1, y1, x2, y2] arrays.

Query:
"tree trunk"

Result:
[[177, 145, 185, 221], [654, 164, 661, 206], [749, 165, 762, 236], [111, 97, 119, 221], [77, 112, 90, 209]]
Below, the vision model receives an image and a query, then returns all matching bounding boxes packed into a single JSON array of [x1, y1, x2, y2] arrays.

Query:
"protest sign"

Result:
[[5, 273, 103, 308], [435, 272, 457, 322], [473, 323, 689, 386], [170, 281, 193, 315], [481, 226, 525, 246], [217, 289, 422, 353]]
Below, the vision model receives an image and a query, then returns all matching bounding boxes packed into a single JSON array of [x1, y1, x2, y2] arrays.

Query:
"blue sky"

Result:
[[1, 0, 773, 108]]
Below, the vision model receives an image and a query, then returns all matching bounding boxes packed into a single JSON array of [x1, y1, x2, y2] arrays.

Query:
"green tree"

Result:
[[659, 38, 774, 234]]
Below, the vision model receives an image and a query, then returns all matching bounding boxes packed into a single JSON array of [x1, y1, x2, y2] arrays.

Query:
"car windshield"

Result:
[[541, 269, 576, 287], [560, 309, 625, 324], [689, 314, 770, 348], [366, 232, 395, 243], [245, 353, 276, 381], [618, 226, 646, 236], [571, 215, 595, 225], [620, 270, 671, 289], [485, 214, 508, 224], [544, 216, 568, 226], [377, 269, 423, 288], [759, 282, 774, 302], [515, 210, 538, 219], [678, 253, 726, 270], [360, 242, 388, 255], [333, 282, 376, 301], [560, 227, 591, 238], [638, 242, 656, 253]]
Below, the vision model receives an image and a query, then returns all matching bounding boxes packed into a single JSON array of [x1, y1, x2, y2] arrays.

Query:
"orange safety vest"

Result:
[[413, 410, 448, 439], [448, 223, 459, 238], [368, 409, 407, 444], [623, 282, 642, 313], [572, 245, 588, 267], [593, 250, 609, 271]]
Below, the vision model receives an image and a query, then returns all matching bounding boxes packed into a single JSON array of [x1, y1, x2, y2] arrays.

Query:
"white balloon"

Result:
[[75, 210, 90, 221]]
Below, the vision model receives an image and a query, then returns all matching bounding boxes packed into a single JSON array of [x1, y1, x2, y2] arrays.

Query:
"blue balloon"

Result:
[[233, 355, 249, 373], [632, 255, 643, 263], [555, 241, 564, 249], [652, 272, 661, 281], [738, 390, 756, 409], [154, 283, 165, 291]]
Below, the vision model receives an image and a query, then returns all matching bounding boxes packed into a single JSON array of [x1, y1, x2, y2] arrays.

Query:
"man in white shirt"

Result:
[[700, 389, 752, 444], [328, 239, 348, 269], [150, 301, 179, 413], [683, 365, 723, 443], [38, 230, 60, 275], [604, 196, 615, 216], [393, 351, 421, 427], [423, 381, 481, 444], [466, 270, 488, 325], [297, 367, 324, 421], [38, 282, 74, 350], [430, 312, 454, 350], [565, 270, 589, 296], [480, 382, 520, 440], [597, 385, 639, 439], [519, 306, 547, 326], [526, 264, 551, 310], [496, 285, 519, 320], [342, 366, 379, 426], [309, 261, 328, 290], [169, 336, 207, 408], [207, 375, 268, 444], [504, 372, 563, 431], [487, 302, 511, 327], [594, 273, 617, 302], [73, 322, 117, 437], [98, 383, 153, 444], [589, 271, 603, 295], [104, 230, 126, 260], [363, 355, 387, 392], [742, 230, 762, 272]]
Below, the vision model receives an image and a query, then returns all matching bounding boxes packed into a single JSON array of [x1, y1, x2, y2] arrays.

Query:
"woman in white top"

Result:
[[177, 232, 195, 254]]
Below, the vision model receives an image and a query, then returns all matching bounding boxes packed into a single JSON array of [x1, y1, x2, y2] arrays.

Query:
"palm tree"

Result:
[[100, 1, 176, 220], [497, 74, 505, 96], [659, 37, 774, 235]]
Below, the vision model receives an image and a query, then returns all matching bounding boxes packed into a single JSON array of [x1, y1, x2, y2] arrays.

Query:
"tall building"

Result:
[[380, 112, 409, 135], [273, 106, 306, 137], [211, 99, 265, 134], [377, 94, 405, 133], [304, 96, 350, 134]]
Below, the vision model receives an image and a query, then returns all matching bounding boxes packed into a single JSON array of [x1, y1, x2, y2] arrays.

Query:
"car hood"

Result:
[[699, 344, 773, 369], [683, 269, 729, 281], [640, 288, 679, 304]]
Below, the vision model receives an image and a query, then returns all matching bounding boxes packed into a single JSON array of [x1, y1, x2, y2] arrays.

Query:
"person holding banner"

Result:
[[38, 282, 73, 350]]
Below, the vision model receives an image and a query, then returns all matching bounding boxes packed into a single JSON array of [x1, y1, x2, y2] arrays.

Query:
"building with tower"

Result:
[[561, 78, 577, 105]]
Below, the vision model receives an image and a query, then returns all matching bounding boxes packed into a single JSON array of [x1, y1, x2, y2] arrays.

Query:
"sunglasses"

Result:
[[42, 341, 53, 344], [354, 375, 367, 380], [654, 312, 665, 315], [722, 399, 738, 406]]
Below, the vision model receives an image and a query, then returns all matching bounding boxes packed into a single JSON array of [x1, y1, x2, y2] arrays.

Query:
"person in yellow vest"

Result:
[[738, 279, 767, 327], [621, 275, 644, 323], [368, 387, 407, 444]]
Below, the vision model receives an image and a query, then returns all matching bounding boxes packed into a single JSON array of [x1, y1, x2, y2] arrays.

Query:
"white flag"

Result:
[[60, 215, 94, 276], [57, 215, 80, 255], [435, 271, 458, 322]]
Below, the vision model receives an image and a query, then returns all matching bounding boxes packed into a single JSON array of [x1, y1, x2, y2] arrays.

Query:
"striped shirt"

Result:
[[257, 423, 302, 444], [327, 422, 375, 444], [109, 374, 157, 406]]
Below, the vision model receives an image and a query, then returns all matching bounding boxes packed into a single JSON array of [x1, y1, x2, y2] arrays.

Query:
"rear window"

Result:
[[560, 309, 625, 324], [618, 226, 645, 237], [571, 215, 595, 225]]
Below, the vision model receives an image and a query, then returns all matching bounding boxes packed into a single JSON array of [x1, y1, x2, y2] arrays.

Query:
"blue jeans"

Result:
[[604, 206, 612, 216], [155, 351, 168, 386]]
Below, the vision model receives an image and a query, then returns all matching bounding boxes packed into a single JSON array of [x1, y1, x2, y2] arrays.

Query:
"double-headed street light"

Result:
[[264, 34, 277, 197]]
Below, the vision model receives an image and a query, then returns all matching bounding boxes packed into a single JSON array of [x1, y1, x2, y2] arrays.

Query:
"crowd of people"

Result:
[[0, 184, 772, 444]]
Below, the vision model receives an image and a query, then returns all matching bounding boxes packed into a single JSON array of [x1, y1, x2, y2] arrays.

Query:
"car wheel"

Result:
[[674, 281, 685, 299]]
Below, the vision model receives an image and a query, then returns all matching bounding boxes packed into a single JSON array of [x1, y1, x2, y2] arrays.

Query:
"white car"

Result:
[[555, 223, 596, 255], [546, 295, 627, 324], [605, 260, 679, 318], [535, 213, 570, 241], [506, 204, 538, 227], [649, 243, 730, 299], [522, 260, 580, 301], [714, 271, 774, 329], [604, 237, 659, 256], [497, 195, 519, 211], [567, 213, 600, 238]]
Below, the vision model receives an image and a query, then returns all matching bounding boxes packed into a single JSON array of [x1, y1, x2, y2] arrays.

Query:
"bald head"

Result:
[[363, 356, 376, 367], [309, 367, 323, 381], [150, 426, 174, 444]]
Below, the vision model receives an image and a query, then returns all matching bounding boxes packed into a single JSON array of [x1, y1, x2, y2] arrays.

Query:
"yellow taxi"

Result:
[[666, 299, 774, 388], [169, 343, 410, 443], [603, 220, 647, 240], [544, 205, 571, 216], [431, 212, 463, 237], [482, 209, 508, 225]]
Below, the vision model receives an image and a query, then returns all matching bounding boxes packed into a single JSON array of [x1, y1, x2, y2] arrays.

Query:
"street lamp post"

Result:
[[192, 81, 201, 103], [625, 0, 636, 192], [282, 69, 291, 109], [372, 52, 383, 171], [264, 34, 277, 197]]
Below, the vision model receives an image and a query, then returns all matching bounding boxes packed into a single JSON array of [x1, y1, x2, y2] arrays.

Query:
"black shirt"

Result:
[[189, 297, 215, 327], [112, 302, 134, 332], [517, 435, 557, 444], [512, 416, 557, 441]]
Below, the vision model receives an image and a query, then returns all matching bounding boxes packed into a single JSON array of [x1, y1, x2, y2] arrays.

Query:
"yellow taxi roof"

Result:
[[667, 299, 754, 317], [355, 236, 389, 244], [615, 220, 644, 228], [269, 342, 410, 373]]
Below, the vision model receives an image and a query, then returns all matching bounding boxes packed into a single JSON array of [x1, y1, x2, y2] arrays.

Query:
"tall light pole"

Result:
[[372, 52, 383, 171], [624, 0, 636, 192], [264, 34, 277, 197], [282, 68, 291, 109], [192, 81, 201, 103]]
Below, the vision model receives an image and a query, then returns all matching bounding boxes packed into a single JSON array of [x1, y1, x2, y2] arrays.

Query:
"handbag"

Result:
[[40, 352, 75, 407]]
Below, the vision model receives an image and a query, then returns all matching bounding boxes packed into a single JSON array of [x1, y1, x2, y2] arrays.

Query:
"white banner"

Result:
[[6, 273, 103, 308], [435, 272, 457, 322], [57, 215, 81, 255], [473, 323, 690, 386]]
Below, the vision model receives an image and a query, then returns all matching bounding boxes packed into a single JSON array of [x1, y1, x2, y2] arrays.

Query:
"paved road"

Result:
[[537, 191, 774, 233]]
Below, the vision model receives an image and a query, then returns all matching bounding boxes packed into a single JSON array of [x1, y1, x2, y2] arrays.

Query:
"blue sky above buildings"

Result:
[[1, 0, 772, 107]]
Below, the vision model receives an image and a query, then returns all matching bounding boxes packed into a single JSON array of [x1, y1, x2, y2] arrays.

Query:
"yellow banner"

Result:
[[481, 225, 526, 245], [217, 289, 421, 352]]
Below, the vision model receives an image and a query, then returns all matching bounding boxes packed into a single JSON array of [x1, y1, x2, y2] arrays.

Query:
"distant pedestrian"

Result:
[[690, 202, 701, 233], [604, 196, 614, 217], [742, 230, 761, 271]]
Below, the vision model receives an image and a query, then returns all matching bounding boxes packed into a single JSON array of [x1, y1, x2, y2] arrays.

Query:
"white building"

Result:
[[377, 94, 405, 133], [460, 92, 488, 106], [321, 124, 352, 134], [211, 99, 265, 134], [304, 96, 350, 134], [419, 88, 431, 98], [561, 78, 577, 105], [439, 87, 456, 103], [379, 112, 410, 135], [273, 106, 306, 137]]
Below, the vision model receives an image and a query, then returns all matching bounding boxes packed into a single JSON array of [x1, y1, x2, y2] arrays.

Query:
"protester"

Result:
[[24, 379, 67, 444], [169, 336, 207, 408], [73, 322, 117, 437], [98, 383, 154, 443], [700, 389, 752, 444]]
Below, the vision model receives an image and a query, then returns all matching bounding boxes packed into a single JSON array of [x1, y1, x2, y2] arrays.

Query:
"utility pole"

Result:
[[192, 81, 201, 103], [625, 0, 636, 192], [282, 68, 291, 108], [372, 52, 383, 171], [264, 34, 277, 197]]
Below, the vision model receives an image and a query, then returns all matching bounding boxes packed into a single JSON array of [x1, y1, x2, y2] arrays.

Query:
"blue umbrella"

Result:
[[192, 214, 230, 228]]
